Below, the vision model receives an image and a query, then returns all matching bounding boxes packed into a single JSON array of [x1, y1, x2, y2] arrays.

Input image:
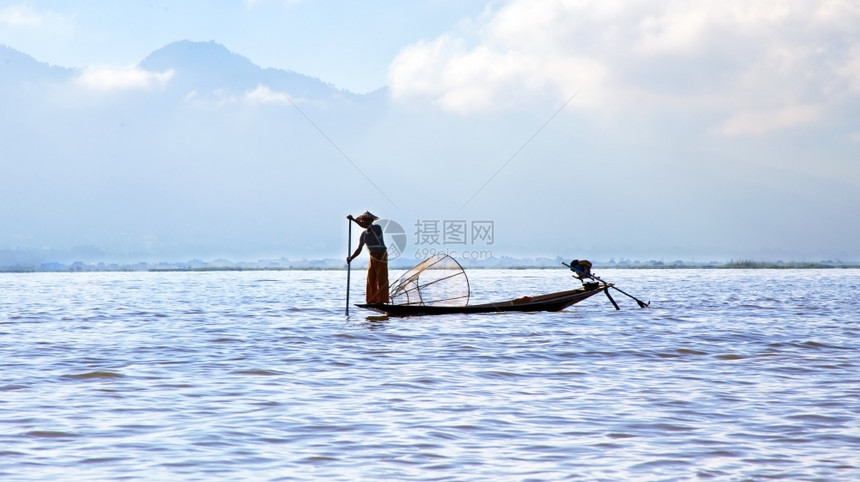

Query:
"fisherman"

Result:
[[347, 211, 390, 304]]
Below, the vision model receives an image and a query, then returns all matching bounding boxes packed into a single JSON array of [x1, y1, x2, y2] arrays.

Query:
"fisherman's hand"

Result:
[[346, 256, 352, 264], [347, 215, 354, 221]]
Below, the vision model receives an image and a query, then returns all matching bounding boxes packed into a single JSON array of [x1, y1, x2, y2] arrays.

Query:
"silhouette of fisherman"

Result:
[[347, 211, 389, 303]]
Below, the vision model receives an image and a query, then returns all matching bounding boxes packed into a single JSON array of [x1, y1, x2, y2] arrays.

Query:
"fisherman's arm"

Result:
[[347, 237, 365, 263]]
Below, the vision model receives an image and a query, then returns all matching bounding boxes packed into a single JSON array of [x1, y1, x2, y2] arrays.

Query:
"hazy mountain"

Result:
[[139, 40, 349, 100], [0, 39, 372, 100], [0, 44, 73, 84]]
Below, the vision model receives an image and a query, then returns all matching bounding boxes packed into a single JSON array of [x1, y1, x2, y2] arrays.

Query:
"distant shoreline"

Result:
[[1, 259, 858, 273]]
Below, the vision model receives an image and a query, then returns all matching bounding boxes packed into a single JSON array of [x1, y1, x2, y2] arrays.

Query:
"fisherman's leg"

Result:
[[374, 252, 389, 303], [365, 262, 375, 304], [366, 252, 388, 303]]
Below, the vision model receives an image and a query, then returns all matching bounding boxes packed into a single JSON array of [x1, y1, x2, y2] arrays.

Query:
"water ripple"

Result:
[[0, 269, 859, 480]]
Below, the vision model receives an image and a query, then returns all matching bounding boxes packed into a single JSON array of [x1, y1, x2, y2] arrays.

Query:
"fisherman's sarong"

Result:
[[367, 250, 390, 303]]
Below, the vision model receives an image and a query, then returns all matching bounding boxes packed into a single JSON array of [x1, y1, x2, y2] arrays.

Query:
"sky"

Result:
[[2, 0, 859, 264], [0, 0, 489, 94]]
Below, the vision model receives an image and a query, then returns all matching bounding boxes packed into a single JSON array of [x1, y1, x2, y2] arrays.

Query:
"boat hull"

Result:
[[357, 283, 608, 317]]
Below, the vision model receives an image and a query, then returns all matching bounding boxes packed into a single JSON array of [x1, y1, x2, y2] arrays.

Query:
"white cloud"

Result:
[[241, 85, 320, 107], [0, 4, 71, 28], [0, 5, 44, 26], [717, 104, 821, 136], [244, 85, 290, 105], [388, 0, 860, 134], [389, 29, 606, 114], [244, 0, 307, 7], [838, 46, 860, 93], [180, 85, 310, 109], [76, 67, 174, 91]]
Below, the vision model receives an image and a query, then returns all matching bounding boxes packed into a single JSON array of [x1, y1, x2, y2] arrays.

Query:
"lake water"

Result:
[[2, 268, 859, 480]]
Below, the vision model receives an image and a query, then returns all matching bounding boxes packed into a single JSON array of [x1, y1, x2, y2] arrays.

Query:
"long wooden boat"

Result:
[[357, 282, 609, 317]]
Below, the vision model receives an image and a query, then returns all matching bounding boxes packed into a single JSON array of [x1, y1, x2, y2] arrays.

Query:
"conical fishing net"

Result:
[[389, 254, 470, 306]]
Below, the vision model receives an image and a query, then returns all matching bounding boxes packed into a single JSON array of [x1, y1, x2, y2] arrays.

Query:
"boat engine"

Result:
[[565, 259, 593, 280]]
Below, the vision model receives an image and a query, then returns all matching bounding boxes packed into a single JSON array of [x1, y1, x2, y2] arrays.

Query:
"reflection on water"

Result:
[[1, 269, 859, 480]]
